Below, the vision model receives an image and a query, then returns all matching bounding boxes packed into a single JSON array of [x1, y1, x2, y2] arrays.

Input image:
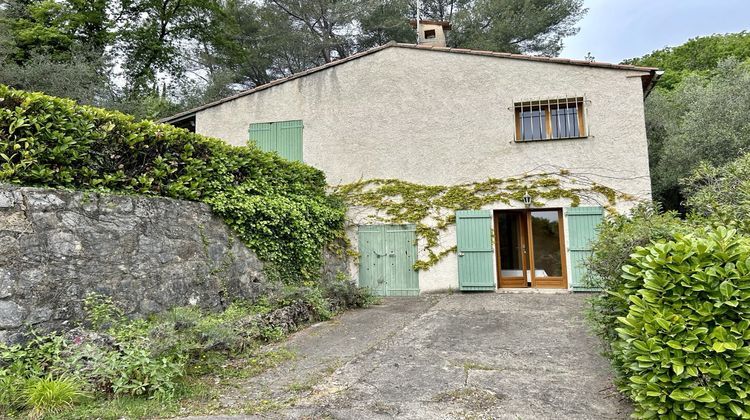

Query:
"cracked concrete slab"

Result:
[[184, 293, 631, 420]]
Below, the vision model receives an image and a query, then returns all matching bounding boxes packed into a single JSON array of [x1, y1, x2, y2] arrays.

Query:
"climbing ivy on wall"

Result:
[[334, 172, 632, 270]]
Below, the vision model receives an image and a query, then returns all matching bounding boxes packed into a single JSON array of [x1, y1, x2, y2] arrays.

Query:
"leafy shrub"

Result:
[[0, 85, 345, 279], [100, 347, 185, 399], [614, 227, 750, 418], [84, 292, 125, 330], [682, 152, 750, 234], [586, 204, 685, 352]]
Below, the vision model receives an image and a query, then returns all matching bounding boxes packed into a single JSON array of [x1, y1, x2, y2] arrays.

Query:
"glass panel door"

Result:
[[496, 211, 529, 288], [529, 210, 566, 288]]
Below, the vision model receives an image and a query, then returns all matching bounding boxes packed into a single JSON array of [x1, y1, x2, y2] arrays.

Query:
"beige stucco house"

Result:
[[163, 39, 659, 295]]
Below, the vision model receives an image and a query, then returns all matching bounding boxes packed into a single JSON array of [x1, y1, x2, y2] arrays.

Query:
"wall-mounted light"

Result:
[[523, 191, 532, 207]]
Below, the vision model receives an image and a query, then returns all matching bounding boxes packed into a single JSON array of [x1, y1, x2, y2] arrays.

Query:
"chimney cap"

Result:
[[409, 19, 452, 30]]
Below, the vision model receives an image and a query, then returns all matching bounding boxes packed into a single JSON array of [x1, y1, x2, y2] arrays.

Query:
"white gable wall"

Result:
[[193, 46, 652, 292]]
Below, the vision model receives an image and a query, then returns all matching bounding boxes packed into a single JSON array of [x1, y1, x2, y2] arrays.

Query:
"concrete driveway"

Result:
[[197, 293, 631, 419]]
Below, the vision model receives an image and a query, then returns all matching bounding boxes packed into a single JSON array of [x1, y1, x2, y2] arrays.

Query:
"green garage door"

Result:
[[566, 206, 604, 291], [358, 224, 419, 296]]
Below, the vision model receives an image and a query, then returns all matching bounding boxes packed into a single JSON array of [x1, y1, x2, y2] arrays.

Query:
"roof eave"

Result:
[[642, 70, 664, 98]]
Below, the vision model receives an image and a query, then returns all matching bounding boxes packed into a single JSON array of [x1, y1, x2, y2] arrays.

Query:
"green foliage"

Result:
[[613, 227, 750, 418], [0, 334, 73, 415], [23, 376, 88, 415], [449, 0, 585, 56], [1, 285, 373, 416], [0, 52, 107, 105], [624, 32, 750, 90], [336, 173, 627, 269], [645, 58, 750, 209], [626, 32, 750, 210], [100, 346, 185, 399], [682, 152, 750, 234], [585, 204, 686, 372], [0, 85, 345, 280], [357, 1, 414, 49], [83, 292, 124, 330]]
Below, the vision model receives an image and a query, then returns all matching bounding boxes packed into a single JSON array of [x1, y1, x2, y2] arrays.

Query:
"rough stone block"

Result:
[[0, 301, 24, 329], [0, 191, 15, 208], [25, 193, 65, 210], [0, 212, 32, 233], [0, 269, 13, 298], [48, 231, 83, 257]]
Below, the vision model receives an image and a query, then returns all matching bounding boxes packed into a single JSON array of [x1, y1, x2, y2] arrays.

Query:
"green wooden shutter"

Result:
[[385, 225, 419, 296], [358, 225, 387, 296], [248, 122, 274, 151], [357, 224, 419, 296], [275, 120, 303, 162], [566, 206, 604, 291], [248, 120, 303, 162], [456, 210, 496, 291]]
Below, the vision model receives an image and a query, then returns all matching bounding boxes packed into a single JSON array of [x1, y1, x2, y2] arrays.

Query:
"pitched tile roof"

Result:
[[162, 42, 660, 123]]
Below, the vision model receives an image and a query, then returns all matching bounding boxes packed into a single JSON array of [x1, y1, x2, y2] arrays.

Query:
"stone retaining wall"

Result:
[[0, 185, 266, 342]]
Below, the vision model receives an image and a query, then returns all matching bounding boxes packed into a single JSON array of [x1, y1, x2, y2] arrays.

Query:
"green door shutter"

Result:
[[248, 120, 303, 162], [456, 210, 496, 291], [358, 225, 387, 296], [566, 206, 604, 291], [385, 225, 419, 296]]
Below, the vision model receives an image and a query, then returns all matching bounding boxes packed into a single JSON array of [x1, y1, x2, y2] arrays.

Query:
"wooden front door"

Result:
[[495, 209, 567, 289]]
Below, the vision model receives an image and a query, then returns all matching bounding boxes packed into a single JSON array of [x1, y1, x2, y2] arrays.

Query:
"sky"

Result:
[[560, 0, 750, 64]]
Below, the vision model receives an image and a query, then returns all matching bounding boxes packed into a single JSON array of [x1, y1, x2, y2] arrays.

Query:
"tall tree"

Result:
[[624, 31, 750, 90], [647, 59, 750, 210], [358, 0, 414, 49], [116, 0, 221, 95], [449, 0, 585, 55], [265, 0, 360, 64]]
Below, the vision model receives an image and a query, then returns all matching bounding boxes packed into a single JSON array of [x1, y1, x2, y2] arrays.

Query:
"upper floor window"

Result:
[[514, 97, 587, 142]]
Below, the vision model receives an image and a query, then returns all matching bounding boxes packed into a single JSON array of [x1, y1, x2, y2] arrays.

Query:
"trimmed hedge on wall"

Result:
[[0, 85, 345, 280]]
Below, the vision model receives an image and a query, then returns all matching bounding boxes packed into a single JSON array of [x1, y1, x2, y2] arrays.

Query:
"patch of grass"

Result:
[[323, 359, 343, 375], [23, 376, 88, 416], [286, 381, 315, 393], [48, 380, 210, 420], [217, 348, 297, 379]]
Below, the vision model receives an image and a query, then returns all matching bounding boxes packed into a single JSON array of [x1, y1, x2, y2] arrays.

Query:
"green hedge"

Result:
[[615, 227, 750, 418], [0, 85, 345, 279]]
